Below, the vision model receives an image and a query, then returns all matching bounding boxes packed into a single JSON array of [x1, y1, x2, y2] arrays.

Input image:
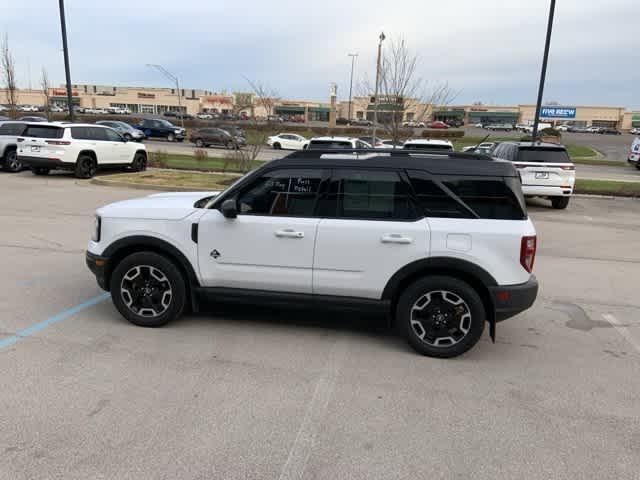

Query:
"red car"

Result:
[[427, 121, 449, 129]]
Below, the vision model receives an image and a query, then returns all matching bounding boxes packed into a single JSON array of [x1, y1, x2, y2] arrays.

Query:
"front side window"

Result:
[[318, 170, 417, 221], [236, 169, 323, 217], [104, 128, 122, 141]]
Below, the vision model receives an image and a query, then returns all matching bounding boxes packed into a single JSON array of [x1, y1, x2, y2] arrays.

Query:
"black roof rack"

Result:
[[271, 148, 517, 177]]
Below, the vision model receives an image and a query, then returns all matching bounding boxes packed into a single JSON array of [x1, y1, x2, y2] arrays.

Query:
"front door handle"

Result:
[[381, 234, 413, 244], [275, 228, 304, 239]]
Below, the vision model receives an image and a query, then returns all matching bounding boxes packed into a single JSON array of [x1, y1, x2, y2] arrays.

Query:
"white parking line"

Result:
[[602, 313, 640, 353]]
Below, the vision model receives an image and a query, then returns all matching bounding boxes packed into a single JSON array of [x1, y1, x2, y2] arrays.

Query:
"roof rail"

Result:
[[286, 148, 494, 161]]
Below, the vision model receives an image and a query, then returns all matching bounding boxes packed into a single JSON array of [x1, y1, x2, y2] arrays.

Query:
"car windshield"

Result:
[[518, 147, 571, 163], [159, 120, 175, 128]]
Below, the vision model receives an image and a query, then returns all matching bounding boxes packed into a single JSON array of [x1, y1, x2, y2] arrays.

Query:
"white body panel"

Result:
[[197, 210, 319, 293], [313, 218, 430, 298]]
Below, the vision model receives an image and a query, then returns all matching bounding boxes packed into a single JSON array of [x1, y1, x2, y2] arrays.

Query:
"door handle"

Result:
[[381, 234, 413, 244], [275, 228, 304, 239]]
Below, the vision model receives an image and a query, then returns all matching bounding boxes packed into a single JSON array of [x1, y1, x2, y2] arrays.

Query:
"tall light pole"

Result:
[[347, 53, 358, 121], [58, 0, 74, 121], [146, 63, 184, 129], [371, 32, 385, 142], [532, 0, 556, 141]]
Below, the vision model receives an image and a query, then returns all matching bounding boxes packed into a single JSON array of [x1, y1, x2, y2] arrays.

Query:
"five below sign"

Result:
[[540, 106, 576, 119]]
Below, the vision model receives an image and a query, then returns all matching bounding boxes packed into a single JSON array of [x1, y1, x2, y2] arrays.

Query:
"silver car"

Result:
[[96, 120, 145, 141]]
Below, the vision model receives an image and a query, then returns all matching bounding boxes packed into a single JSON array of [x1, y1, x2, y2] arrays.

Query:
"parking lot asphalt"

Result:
[[1, 172, 639, 480]]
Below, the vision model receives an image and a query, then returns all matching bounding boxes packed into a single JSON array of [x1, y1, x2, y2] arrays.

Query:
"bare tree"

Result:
[[40, 67, 51, 120], [223, 80, 280, 173], [1, 34, 18, 119], [360, 37, 458, 144]]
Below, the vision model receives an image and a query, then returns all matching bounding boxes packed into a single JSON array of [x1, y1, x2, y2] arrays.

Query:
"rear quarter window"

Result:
[[22, 126, 64, 139], [518, 148, 571, 163]]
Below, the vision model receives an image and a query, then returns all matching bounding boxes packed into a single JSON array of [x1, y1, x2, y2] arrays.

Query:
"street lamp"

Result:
[[532, 0, 556, 140], [58, 0, 74, 121], [371, 31, 385, 142], [146, 64, 184, 129], [347, 53, 358, 121]]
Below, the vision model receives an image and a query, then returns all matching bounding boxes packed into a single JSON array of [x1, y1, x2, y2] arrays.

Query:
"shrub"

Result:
[[540, 127, 561, 137], [193, 149, 208, 162], [420, 129, 465, 139], [148, 149, 169, 168]]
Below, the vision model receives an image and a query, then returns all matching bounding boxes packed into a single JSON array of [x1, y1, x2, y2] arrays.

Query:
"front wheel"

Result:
[[130, 152, 147, 172], [551, 196, 570, 209], [273, 142, 281, 150], [167, 133, 175, 142], [195, 139, 204, 148], [3, 150, 22, 172], [110, 251, 186, 327], [396, 276, 485, 358]]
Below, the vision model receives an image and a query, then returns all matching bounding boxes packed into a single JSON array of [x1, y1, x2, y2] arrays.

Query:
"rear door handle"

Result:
[[381, 234, 413, 244], [275, 228, 304, 239]]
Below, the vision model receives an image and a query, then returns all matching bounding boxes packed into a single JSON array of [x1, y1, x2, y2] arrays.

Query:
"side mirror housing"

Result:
[[220, 199, 238, 219]]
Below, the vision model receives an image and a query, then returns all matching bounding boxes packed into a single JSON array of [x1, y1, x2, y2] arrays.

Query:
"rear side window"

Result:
[[237, 169, 323, 217], [318, 169, 417, 221], [518, 147, 571, 163], [308, 140, 351, 149], [22, 126, 63, 139], [0, 123, 26, 136], [441, 176, 527, 220], [407, 171, 472, 218]]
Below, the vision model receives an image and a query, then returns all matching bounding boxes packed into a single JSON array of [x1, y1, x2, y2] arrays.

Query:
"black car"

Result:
[[137, 118, 186, 142], [221, 125, 246, 138], [190, 128, 245, 149], [599, 128, 622, 135]]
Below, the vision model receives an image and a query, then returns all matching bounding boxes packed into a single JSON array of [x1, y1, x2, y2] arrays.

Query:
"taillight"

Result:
[[45, 140, 71, 145], [520, 235, 537, 273]]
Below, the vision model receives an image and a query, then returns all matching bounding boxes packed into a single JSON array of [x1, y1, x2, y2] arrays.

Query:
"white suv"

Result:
[[18, 122, 147, 178], [307, 136, 371, 149], [86, 149, 539, 358], [492, 141, 575, 209], [403, 139, 453, 151]]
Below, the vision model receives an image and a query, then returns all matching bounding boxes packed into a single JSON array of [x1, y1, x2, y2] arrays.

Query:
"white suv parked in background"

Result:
[[492, 141, 575, 209], [86, 149, 539, 358], [18, 123, 147, 178], [307, 136, 372, 149], [403, 139, 453, 151]]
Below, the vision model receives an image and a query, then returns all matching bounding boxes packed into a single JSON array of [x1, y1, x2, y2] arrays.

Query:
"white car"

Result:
[[18, 105, 39, 112], [49, 105, 64, 113], [402, 121, 425, 128], [461, 142, 495, 153], [17, 122, 147, 178], [628, 137, 640, 169], [86, 149, 538, 358], [375, 139, 404, 149], [307, 136, 372, 149], [629, 127, 640, 135], [492, 141, 575, 209], [0, 120, 27, 172], [267, 133, 309, 150], [556, 124, 570, 132], [197, 113, 213, 120], [403, 139, 454, 151]]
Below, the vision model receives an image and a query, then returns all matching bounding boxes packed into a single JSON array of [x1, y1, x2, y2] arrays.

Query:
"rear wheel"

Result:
[[396, 276, 486, 358], [32, 167, 50, 176], [75, 154, 97, 179], [130, 152, 147, 172], [2, 149, 21, 172], [551, 196, 570, 209], [110, 251, 186, 327]]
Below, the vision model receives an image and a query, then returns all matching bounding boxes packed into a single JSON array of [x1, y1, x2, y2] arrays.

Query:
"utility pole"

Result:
[[532, 0, 556, 141], [146, 64, 184, 129], [371, 32, 385, 142], [347, 53, 358, 121], [58, 0, 74, 120]]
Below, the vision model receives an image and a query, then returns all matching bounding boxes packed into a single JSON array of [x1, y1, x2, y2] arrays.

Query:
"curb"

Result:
[[91, 177, 205, 192]]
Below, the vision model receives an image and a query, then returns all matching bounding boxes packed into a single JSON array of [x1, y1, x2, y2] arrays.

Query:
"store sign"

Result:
[[52, 89, 78, 96], [137, 92, 156, 99], [204, 96, 232, 105], [540, 107, 576, 119]]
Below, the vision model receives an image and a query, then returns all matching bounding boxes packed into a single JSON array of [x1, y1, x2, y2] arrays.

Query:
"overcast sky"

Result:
[[2, 0, 638, 109]]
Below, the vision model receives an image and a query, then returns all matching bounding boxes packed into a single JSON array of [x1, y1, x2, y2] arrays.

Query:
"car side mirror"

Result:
[[220, 199, 238, 219]]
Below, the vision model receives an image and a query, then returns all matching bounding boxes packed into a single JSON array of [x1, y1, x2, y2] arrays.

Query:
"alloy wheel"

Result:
[[120, 265, 173, 318], [410, 290, 472, 347]]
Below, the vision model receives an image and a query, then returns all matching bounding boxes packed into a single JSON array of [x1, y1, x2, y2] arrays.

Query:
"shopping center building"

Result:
[[2, 85, 638, 130]]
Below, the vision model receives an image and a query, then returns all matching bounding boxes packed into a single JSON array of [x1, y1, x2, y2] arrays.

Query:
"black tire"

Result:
[[123, 133, 132, 141], [110, 251, 186, 327], [32, 167, 50, 175], [167, 133, 175, 142], [75, 154, 97, 179], [130, 152, 147, 172], [396, 276, 486, 358], [2, 149, 22, 172], [273, 142, 281, 150], [551, 196, 570, 209], [195, 139, 204, 148]]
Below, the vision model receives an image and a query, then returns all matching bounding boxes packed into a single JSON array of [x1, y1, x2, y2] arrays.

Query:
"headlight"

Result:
[[92, 216, 101, 242]]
